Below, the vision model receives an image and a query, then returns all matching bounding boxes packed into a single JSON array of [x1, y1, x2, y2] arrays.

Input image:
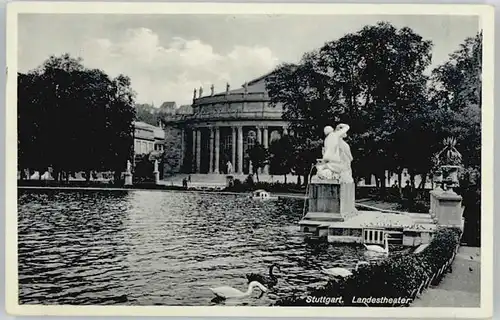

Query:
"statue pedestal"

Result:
[[299, 180, 357, 234], [307, 181, 356, 219], [431, 189, 464, 229], [154, 171, 160, 185], [124, 172, 133, 186]]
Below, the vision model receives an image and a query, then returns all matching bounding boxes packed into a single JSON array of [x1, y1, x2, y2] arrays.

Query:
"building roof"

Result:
[[176, 105, 193, 115], [159, 101, 177, 113], [134, 121, 165, 140]]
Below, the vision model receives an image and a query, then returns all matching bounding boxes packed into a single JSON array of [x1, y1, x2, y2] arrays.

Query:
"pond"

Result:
[[18, 189, 371, 306]]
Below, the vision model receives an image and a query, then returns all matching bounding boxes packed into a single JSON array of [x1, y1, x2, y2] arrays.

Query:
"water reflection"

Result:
[[19, 189, 377, 306]]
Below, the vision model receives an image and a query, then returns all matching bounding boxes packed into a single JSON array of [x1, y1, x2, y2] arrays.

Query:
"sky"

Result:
[[18, 14, 479, 107]]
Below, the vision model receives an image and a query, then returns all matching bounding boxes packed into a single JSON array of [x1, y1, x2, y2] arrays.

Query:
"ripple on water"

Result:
[[19, 189, 390, 306]]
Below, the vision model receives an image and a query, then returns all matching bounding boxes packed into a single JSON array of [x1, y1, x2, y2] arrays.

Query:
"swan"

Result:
[[246, 263, 281, 287], [209, 281, 268, 299], [364, 234, 390, 255], [321, 261, 370, 278]]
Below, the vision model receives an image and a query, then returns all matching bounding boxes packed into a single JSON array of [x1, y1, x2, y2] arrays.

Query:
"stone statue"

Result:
[[199, 86, 203, 98], [243, 82, 248, 93], [193, 88, 197, 99], [126, 160, 132, 173], [154, 160, 159, 172], [210, 84, 214, 96], [226, 161, 233, 174], [226, 82, 230, 93], [314, 123, 353, 183]]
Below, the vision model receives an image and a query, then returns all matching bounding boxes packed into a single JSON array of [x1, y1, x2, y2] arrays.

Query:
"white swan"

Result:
[[209, 281, 268, 299], [321, 261, 370, 278], [364, 234, 390, 255]]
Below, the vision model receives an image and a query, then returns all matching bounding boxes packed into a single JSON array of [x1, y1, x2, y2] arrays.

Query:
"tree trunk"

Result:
[[256, 171, 260, 183], [85, 170, 91, 182], [303, 173, 308, 186], [419, 173, 427, 189], [66, 171, 70, 183], [397, 169, 403, 199], [297, 175, 301, 186], [284, 174, 287, 184], [114, 170, 121, 184]]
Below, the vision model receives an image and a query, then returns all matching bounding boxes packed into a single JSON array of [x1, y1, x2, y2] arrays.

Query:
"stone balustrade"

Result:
[[193, 92, 269, 105]]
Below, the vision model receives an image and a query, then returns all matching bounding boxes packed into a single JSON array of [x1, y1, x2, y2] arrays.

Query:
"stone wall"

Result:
[[163, 125, 183, 176]]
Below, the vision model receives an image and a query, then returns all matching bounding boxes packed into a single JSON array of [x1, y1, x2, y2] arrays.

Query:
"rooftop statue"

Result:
[[314, 123, 353, 183]]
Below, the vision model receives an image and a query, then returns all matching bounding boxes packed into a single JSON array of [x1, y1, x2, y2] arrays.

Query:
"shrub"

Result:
[[276, 228, 462, 307]]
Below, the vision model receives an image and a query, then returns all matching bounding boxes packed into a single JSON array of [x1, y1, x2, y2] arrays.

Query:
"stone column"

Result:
[[237, 126, 244, 174], [209, 128, 214, 173], [231, 127, 236, 173], [196, 129, 201, 173], [215, 127, 220, 174], [263, 126, 269, 174], [257, 126, 262, 145], [256, 126, 263, 174], [180, 128, 185, 170], [192, 129, 196, 173]]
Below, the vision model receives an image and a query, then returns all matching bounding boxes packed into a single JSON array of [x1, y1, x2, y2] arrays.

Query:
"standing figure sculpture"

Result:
[[226, 161, 233, 174], [154, 160, 159, 173], [126, 160, 132, 173], [314, 124, 353, 183]]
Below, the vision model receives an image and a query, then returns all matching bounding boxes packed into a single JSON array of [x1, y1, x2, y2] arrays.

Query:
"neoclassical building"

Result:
[[161, 73, 289, 176]]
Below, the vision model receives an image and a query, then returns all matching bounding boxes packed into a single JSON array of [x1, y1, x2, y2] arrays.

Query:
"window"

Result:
[[247, 130, 256, 150], [329, 228, 343, 236]]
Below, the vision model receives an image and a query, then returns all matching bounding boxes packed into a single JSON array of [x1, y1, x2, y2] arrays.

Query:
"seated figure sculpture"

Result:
[[314, 123, 354, 184]]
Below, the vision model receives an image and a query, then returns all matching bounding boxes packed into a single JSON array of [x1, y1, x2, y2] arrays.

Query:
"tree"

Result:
[[247, 143, 268, 182], [266, 22, 433, 190], [17, 54, 136, 182], [135, 103, 161, 126], [268, 135, 294, 183], [429, 32, 482, 171]]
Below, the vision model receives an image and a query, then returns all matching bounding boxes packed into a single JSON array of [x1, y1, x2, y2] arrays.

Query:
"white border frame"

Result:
[[5, 2, 494, 318]]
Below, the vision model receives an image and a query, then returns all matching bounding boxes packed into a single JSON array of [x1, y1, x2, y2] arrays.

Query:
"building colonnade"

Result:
[[183, 123, 290, 175]]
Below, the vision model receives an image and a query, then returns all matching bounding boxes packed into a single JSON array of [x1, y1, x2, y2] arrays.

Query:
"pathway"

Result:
[[411, 246, 481, 308]]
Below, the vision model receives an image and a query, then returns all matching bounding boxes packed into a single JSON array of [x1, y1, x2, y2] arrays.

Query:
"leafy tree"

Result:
[[247, 142, 268, 182], [17, 54, 136, 182], [268, 135, 294, 183], [266, 22, 433, 190], [429, 32, 482, 171], [135, 103, 161, 126]]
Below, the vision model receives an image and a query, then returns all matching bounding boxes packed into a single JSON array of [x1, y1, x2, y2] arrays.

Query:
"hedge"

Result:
[[276, 227, 462, 307]]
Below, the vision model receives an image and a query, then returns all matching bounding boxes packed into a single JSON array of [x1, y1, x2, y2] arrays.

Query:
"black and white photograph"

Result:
[[5, 2, 494, 318]]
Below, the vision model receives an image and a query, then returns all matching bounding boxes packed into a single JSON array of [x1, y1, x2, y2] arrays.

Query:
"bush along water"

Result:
[[276, 228, 462, 307]]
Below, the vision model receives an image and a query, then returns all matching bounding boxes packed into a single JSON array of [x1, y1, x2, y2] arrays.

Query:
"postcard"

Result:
[[5, 2, 494, 319]]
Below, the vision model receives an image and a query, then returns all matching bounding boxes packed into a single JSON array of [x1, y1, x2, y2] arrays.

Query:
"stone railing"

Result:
[[193, 92, 269, 105]]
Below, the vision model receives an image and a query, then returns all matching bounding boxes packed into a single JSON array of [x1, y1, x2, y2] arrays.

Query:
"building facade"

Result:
[[134, 121, 165, 155], [161, 73, 288, 176]]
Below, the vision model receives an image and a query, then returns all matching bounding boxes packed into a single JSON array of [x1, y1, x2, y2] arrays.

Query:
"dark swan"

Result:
[[246, 263, 281, 288]]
